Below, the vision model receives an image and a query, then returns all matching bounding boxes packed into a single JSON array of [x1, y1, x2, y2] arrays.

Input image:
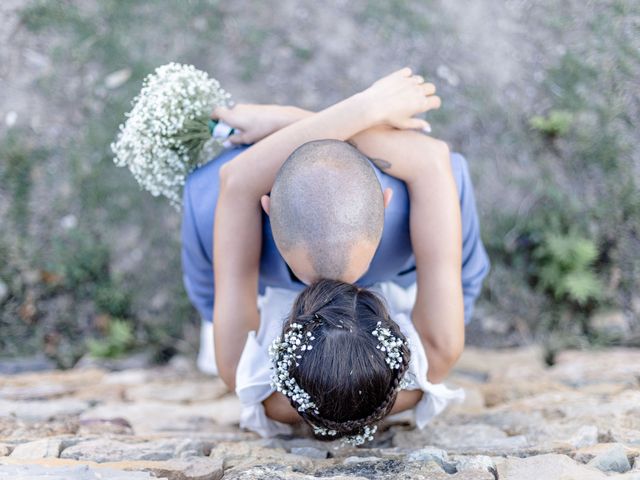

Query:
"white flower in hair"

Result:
[[372, 321, 407, 370], [269, 323, 319, 414], [270, 319, 408, 446], [342, 425, 377, 446]]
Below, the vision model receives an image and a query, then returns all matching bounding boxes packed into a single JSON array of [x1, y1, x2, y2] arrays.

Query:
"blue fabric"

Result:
[[181, 144, 490, 324]]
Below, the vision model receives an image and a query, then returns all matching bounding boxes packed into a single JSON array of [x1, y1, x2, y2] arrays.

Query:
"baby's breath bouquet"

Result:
[[111, 63, 233, 208]]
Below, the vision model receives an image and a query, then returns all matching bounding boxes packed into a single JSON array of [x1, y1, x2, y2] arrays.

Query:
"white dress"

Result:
[[235, 281, 465, 437]]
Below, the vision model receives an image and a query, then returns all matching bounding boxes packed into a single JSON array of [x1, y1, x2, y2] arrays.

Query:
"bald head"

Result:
[[269, 139, 385, 281]]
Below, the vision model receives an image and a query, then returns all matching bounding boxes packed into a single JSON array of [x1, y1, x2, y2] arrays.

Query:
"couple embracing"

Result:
[[181, 68, 490, 445]]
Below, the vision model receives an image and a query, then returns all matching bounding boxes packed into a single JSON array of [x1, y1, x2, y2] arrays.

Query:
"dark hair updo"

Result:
[[281, 278, 411, 442]]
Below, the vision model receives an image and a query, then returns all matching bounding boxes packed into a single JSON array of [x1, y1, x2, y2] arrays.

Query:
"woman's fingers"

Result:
[[211, 106, 231, 120], [421, 82, 436, 95], [422, 95, 442, 111], [386, 66, 412, 78], [399, 117, 430, 130], [228, 132, 247, 144]]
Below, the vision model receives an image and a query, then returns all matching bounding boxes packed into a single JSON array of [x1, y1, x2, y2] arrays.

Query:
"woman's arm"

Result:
[[335, 130, 465, 383], [262, 129, 463, 422], [214, 68, 440, 390], [214, 95, 373, 390]]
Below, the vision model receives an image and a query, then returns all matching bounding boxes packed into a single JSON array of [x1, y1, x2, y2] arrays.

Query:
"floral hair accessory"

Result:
[[312, 424, 378, 447], [372, 321, 407, 370], [269, 318, 410, 446], [268, 323, 319, 414]]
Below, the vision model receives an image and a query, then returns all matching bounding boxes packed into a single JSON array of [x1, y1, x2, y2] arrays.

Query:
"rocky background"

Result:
[[1, 347, 640, 479]]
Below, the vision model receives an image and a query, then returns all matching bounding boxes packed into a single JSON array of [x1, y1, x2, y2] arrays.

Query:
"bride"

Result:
[[181, 68, 490, 444]]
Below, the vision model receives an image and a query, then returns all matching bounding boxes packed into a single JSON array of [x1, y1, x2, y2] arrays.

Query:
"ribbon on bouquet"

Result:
[[208, 119, 239, 148]]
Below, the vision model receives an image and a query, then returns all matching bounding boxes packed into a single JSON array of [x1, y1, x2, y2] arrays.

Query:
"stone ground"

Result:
[[1, 347, 639, 479]]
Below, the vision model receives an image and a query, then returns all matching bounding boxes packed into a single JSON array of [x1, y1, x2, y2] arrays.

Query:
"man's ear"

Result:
[[261, 194, 271, 215], [383, 187, 393, 209]]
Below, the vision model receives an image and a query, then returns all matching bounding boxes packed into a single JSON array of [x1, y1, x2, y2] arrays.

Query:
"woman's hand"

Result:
[[211, 104, 303, 145], [359, 67, 440, 131]]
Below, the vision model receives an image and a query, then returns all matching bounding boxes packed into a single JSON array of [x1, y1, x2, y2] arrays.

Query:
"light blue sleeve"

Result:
[[181, 172, 215, 323], [451, 153, 491, 323]]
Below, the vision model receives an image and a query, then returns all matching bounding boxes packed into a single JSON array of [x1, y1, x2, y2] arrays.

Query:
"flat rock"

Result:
[[0, 463, 156, 479], [479, 379, 570, 407], [77, 418, 134, 435], [10, 438, 63, 459], [79, 397, 241, 434], [455, 347, 545, 382], [343, 456, 383, 464], [517, 422, 600, 451], [549, 349, 640, 387], [0, 456, 222, 480], [0, 356, 55, 375], [116, 456, 224, 480], [124, 379, 228, 404], [587, 443, 631, 473], [0, 384, 75, 401], [393, 423, 529, 455], [60, 438, 181, 462], [574, 443, 640, 463], [0, 416, 79, 440], [290, 446, 329, 459], [496, 453, 608, 480], [102, 369, 153, 386], [452, 454, 495, 473], [223, 464, 367, 479], [405, 446, 448, 466], [0, 399, 89, 421], [315, 458, 493, 479], [208, 442, 315, 471], [462, 409, 546, 435], [497, 389, 640, 420], [0, 368, 104, 410], [0, 369, 104, 390]]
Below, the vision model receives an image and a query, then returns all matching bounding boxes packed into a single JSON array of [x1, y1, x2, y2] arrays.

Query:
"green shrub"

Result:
[[533, 232, 603, 306], [50, 230, 110, 291], [0, 131, 47, 235], [529, 110, 574, 137], [87, 318, 134, 358], [94, 281, 131, 318]]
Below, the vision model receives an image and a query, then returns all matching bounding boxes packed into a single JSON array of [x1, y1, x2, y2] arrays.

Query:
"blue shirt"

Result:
[[181, 145, 490, 324]]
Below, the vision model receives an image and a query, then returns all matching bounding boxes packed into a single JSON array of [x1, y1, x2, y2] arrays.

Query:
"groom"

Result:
[[181, 105, 490, 380]]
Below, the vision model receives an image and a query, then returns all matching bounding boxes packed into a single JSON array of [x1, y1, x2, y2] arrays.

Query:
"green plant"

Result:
[[529, 110, 574, 137], [50, 230, 110, 291], [0, 131, 46, 235], [533, 232, 603, 306], [94, 281, 132, 318], [87, 318, 134, 358]]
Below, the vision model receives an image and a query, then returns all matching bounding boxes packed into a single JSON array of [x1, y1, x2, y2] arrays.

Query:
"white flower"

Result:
[[372, 322, 406, 370], [270, 320, 404, 447], [269, 324, 319, 414], [111, 63, 232, 209]]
